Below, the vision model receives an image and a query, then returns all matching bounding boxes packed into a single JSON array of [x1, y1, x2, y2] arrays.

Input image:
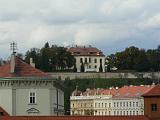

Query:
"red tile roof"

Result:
[[80, 85, 154, 98], [142, 85, 160, 97], [0, 116, 151, 120], [0, 56, 48, 77], [68, 46, 105, 56]]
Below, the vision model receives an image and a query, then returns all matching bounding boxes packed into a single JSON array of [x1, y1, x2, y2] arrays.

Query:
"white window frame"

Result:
[[29, 90, 36, 104]]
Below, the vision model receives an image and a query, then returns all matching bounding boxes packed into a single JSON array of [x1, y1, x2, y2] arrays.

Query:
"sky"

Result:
[[0, 0, 160, 59]]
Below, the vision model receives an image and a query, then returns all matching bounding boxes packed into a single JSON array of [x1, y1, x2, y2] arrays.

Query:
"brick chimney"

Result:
[[10, 53, 16, 73]]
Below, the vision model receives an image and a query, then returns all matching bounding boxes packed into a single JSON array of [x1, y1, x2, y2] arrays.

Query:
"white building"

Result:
[[70, 85, 154, 116], [0, 53, 64, 116], [68, 46, 105, 72]]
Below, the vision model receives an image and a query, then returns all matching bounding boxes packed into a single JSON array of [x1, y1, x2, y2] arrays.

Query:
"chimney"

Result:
[[30, 58, 35, 68], [10, 53, 16, 73]]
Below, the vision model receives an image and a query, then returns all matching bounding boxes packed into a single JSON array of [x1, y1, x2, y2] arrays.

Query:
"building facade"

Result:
[[0, 53, 64, 116], [143, 85, 160, 120], [68, 46, 105, 72], [70, 85, 153, 116]]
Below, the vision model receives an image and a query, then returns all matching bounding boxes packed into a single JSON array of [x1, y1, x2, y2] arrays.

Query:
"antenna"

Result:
[[10, 41, 17, 54]]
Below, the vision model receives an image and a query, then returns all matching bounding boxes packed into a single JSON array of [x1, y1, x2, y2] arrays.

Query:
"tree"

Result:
[[73, 64, 77, 72], [44, 42, 50, 48], [134, 49, 150, 72], [25, 43, 75, 72]]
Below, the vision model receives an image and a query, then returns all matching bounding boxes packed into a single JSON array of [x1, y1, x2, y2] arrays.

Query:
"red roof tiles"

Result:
[[0, 57, 48, 77], [0, 116, 151, 120], [80, 85, 154, 98], [68, 47, 104, 56], [142, 85, 160, 97]]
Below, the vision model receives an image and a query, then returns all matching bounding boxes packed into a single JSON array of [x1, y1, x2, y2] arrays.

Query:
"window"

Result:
[[123, 102, 125, 107], [123, 111, 125, 115], [109, 111, 111, 115], [105, 103, 107, 107], [100, 59, 102, 63], [136, 102, 138, 107], [129, 102, 131, 107], [133, 111, 135, 115], [89, 58, 91, 63], [114, 102, 116, 107], [109, 103, 111, 107], [151, 104, 157, 112], [136, 111, 138, 115], [85, 58, 87, 63], [80, 58, 83, 63], [133, 102, 135, 107], [120, 102, 122, 107], [127, 111, 128, 115], [29, 91, 36, 104], [130, 111, 132, 115], [95, 65, 97, 68], [94, 59, 97, 63], [117, 102, 119, 107]]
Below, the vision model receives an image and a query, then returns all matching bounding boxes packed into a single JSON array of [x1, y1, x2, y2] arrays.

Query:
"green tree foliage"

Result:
[[146, 48, 160, 71], [73, 64, 77, 72], [25, 42, 75, 72], [107, 46, 160, 72]]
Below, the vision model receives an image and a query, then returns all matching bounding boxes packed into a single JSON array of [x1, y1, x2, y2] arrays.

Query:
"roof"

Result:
[[0, 116, 151, 120], [0, 56, 48, 77], [68, 46, 105, 56], [78, 85, 153, 98], [142, 85, 160, 97]]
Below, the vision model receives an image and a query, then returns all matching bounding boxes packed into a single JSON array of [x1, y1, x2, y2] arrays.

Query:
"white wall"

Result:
[[16, 88, 50, 116]]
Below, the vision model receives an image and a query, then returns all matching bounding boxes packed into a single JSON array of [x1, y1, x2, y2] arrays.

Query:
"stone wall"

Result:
[[48, 72, 160, 80]]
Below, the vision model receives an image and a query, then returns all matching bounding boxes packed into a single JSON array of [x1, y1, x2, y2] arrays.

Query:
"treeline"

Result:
[[25, 42, 75, 72], [107, 45, 160, 72]]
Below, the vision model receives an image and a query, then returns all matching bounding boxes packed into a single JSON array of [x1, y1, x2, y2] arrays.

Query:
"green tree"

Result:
[[134, 49, 150, 72], [73, 64, 77, 72]]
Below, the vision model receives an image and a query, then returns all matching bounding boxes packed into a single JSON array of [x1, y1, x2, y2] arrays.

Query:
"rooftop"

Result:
[[73, 85, 154, 98], [0, 115, 151, 120], [68, 46, 105, 56], [142, 85, 160, 97], [0, 55, 48, 77]]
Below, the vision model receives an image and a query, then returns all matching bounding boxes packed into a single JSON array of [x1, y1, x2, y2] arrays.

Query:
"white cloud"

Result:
[[0, 0, 160, 58]]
